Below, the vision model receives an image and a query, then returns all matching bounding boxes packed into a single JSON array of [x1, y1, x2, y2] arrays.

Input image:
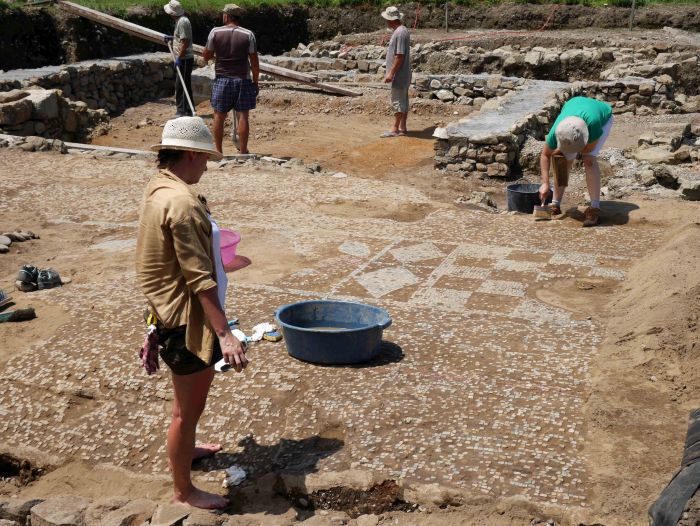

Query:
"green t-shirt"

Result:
[[546, 97, 612, 150], [174, 16, 194, 59]]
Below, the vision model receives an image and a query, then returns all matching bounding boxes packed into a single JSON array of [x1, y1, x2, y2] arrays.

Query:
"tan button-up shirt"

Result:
[[136, 169, 217, 365]]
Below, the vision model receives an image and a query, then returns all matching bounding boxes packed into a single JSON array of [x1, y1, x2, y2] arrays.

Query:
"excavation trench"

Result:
[[2, 3, 700, 71]]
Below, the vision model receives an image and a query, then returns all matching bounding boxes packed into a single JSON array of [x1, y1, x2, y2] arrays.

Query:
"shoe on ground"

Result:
[[583, 206, 600, 227], [37, 269, 62, 290], [15, 280, 37, 293], [17, 264, 38, 285], [550, 204, 562, 216], [0, 289, 12, 310]]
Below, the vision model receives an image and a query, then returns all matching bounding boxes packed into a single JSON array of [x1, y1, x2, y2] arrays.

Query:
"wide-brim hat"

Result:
[[222, 3, 242, 16], [164, 0, 184, 17], [381, 6, 404, 21], [151, 117, 223, 161], [555, 116, 589, 155]]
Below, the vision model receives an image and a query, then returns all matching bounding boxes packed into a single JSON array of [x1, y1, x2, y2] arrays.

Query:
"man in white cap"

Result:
[[380, 6, 412, 138], [137, 116, 250, 509], [539, 96, 613, 227], [202, 4, 259, 155], [163, 1, 195, 117]]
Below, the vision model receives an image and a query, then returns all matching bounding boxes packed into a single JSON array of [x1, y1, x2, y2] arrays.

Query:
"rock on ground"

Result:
[[30, 497, 91, 526]]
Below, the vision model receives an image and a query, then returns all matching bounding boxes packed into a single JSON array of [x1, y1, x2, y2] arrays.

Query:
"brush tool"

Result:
[[533, 204, 552, 220]]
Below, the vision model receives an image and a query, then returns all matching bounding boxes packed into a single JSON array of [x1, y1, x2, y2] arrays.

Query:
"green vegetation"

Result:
[[7, 0, 699, 11]]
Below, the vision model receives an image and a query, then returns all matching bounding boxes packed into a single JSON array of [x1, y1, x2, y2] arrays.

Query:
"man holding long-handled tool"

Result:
[[163, 0, 194, 117], [202, 4, 259, 155]]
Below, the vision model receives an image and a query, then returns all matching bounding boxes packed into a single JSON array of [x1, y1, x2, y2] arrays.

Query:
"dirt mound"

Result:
[[586, 216, 700, 523]]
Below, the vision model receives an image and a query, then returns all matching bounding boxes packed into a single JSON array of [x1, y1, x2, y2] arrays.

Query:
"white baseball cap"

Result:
[[555, 116, 589, 155]]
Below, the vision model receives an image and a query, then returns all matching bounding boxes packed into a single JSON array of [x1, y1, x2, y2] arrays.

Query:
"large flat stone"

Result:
[[83, 497, 130, 526], [30, 497, 91, 526], [182, 510, 224, 526], [0, 499, 44, 525], [149, 503, 191, 526], [99, 499, 156, 526], [0, 99, 32, 126], [633, 146, 675, 164], [680, 176, 700, 201], [437, 80, 567, 140], [191, 65, 214, 105], [0, 90, 28, 104], [25, 90, 59, 120]]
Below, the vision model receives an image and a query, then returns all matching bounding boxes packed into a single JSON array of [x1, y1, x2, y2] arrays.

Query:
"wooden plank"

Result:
[[56, 1, 362, 98], [63, 141, 153, 155]]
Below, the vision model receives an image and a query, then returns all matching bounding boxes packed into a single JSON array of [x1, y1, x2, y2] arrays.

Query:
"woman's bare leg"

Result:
[[168, 367, 228, 509]]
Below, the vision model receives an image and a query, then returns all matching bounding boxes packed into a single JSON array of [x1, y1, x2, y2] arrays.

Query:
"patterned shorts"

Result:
[[211, 77, 257, 113]]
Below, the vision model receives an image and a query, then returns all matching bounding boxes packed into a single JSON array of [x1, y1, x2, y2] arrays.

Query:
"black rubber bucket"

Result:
[[506, 183, 551, 213]]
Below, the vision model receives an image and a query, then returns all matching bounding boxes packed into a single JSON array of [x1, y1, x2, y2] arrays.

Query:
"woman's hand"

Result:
[[220, 331, 248, 372], [539, 182, 550, 205], [224, 255, 251, 273]]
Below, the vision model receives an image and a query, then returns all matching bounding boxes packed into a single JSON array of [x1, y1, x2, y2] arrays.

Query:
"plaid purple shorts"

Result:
[[211, 77, 257, 113]]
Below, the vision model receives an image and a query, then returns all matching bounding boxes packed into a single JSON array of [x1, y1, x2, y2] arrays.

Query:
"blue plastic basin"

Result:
[[274, 300, 392, 365]]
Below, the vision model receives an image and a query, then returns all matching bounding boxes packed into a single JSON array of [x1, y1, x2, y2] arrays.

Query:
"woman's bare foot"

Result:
[[174, 487, 229, 510], [192, 443, 222, 461]]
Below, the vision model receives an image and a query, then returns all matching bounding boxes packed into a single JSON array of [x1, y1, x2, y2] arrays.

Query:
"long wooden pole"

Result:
[[55, 0, 362, 98]]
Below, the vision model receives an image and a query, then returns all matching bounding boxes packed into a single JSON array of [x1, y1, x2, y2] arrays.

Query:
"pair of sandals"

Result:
[[17, 264, 63, 292]]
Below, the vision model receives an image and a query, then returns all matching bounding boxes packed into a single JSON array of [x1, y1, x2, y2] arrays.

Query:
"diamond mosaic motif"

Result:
[[355, 266, 420, 297]]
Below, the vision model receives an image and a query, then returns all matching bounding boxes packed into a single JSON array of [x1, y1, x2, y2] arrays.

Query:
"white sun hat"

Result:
[[555, 116, 589, 155], [164, 0, 184, 17], [381, 6, 404, 21], [151, 117, 223, 161]]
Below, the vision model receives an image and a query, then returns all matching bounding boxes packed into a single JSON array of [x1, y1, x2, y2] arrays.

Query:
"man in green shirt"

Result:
[[164, 0, 195, 117], [539, 96, 613, 227]]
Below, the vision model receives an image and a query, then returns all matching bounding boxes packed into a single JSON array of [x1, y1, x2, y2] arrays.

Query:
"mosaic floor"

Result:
[[0, 151, 664, 507]]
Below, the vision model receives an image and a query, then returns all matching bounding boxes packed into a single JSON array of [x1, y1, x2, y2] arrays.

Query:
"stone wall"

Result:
[[283, 41, 700, 96], [0, 54, 173, 116], [0, 53, 173, 140], [0, 88, 108, 142], [433, 76, 699, 179], [413, 74, 525, 106]]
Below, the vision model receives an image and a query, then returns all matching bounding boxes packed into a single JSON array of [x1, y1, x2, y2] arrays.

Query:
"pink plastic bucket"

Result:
[[220, 229, 241, 266]]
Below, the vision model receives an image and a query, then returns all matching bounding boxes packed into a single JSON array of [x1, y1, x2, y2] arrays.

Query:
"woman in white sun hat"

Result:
[[136, 116, 249, 509], [539, 96, 613, 227]]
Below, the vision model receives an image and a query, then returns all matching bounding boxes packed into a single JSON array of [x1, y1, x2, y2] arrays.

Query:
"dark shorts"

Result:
[[211, 77, 257, 113], [158, 325, 222, 376]]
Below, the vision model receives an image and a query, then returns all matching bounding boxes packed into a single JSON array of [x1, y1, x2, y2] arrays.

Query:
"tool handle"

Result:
[[167, 41, 196, 116]]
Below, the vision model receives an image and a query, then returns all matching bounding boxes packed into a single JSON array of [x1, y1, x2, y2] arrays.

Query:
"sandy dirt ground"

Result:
[[0, 79, 699, 525]]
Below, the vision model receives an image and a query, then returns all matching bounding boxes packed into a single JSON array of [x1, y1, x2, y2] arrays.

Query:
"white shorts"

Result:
[[562, 115, 613, 160]]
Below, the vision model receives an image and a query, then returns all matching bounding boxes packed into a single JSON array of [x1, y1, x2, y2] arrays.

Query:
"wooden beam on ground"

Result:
[[62, 141, 153, 155], [55, 0, 362, 98]]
